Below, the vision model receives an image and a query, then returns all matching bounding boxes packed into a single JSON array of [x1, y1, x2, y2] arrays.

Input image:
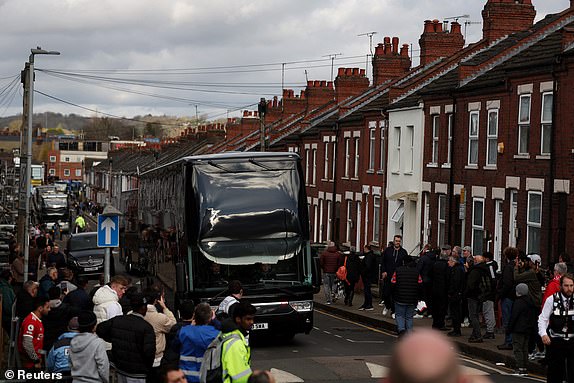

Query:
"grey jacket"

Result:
[[69, 332, 109, 383]]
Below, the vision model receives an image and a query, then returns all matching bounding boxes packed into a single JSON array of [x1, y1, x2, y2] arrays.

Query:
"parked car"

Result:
[[65, 232, 115, 278]]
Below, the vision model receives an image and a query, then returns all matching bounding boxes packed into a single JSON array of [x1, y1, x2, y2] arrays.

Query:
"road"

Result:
[[251, 310, 546, 383]]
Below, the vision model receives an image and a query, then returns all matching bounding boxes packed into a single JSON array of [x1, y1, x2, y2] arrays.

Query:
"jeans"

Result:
[[468, 298, 482, 338], [482, 300, 495, 333], [382, 277, 394, 312], [344, 281, 356, 305], [512, 333, 529, 369], [395, 303, 415, 334], [323, 273, 336, 302], [501, 298, 514, 345]]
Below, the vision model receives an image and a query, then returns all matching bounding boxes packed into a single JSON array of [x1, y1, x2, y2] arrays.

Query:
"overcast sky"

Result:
[[0, 0, 568, 121]]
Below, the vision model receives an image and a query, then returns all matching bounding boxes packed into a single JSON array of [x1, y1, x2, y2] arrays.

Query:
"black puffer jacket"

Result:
[[507, 295, 538, 335], [344, 253, 361, 284], [96, 313, 156, 376]]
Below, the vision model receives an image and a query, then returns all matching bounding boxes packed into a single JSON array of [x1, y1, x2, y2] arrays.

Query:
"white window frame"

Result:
[[394, 126, 401, 173], [368, 122, 376, 171], [346, 200, 353, 243], [305, 149, 310, 185], [344, 138, 350, 178], [472, 198, 485, 256], [353, 137, 360, 178], [75, 169, 81, 177], [324, 142, 330, 180], [438, 195, 446, 247], [527, 191, 542, 254], [431, 115, 439, 164], [326, 200, 332, 241], [63, 169, 70, 177], [407, 125, 414, 173], [468, 111, 479, 165], [379, 121, 386, 171], [373, 196, 381, 243], [49, 155, 56, 163], [518, 94, 531, 155], [48, 168, 55, 176], [486, 109, 499, 166], [331, 142, 336, 180], [541, 92, 553, 155], [318, 199, 324, 242], [311, 148, 317, 186], [446, 114, 453, 166]]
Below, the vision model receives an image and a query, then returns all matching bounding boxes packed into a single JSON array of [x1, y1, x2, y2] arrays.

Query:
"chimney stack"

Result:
[[372, 36, 411, 86], [334, 68, 369, 103], [418, 19, 465, 66], [482, 0, 536, 42]]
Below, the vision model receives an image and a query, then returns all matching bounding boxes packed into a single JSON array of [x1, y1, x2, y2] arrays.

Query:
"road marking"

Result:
[[459, 357, 544, 381], [323, 330, 332, 335], [365, 362, 389, 378], [333, 334, 343, 338], [270, 368, 304, 383], [460, 366, 489, 376], [316, 309, 398, 337], [346, 339, 386, 343]]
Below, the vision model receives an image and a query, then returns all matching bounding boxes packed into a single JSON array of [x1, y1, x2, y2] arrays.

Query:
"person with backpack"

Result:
[[342, 248, 361, 307], [46, 317, 80, 377], [200, 301, 256, 383], [176, 303, 220, 382], [464, 253, 491, 343], [319, 242, 343, 305]]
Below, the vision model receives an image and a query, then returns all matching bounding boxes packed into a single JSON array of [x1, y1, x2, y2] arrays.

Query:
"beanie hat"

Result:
[[516, 283, 529, 297], [68, 316, 80, 331], [77, 311, 97, 330], [130, 292, 148, 310]]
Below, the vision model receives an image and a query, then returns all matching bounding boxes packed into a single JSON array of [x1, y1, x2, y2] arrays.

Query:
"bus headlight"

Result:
[[289, 300, 313, 312]]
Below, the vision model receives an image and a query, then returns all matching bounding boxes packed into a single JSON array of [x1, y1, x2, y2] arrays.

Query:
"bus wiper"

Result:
[[208, 161, 233, 172], [249, 159, 274, 171]]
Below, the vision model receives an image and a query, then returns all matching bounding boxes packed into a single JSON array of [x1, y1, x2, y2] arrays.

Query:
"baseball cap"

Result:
[[462, 246, 472, 252], [515, 283, 529, 297], [130, 293, 148, 310], [77, 311, 97, 330], [68, 317, 80, 331], [441, 244, 451, 250], [527, 254, 542, 264]]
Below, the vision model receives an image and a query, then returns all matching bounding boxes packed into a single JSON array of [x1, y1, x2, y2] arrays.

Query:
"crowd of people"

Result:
[[320, 235, 574, 380]]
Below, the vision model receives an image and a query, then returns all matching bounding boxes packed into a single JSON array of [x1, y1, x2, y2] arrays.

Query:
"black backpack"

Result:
[[478, 270, 493, 302]]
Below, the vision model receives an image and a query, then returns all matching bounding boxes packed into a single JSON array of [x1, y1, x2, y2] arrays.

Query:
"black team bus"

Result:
[[138, 152, 315, 339]]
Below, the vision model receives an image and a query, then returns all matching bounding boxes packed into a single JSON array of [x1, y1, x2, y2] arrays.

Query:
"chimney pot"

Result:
[[352, 68, 359, 75], [338, 67, 345, 75], [359, 69, 365, 76], [314, 80, 321, 87], [433, 19, 442, 32], [424, 20, 434, 33], [451, 21, 462, 35], [243, 110, 248, 117], [321, 80, 326, 87], [392, 37, 399, 54], [400, 44, 409, 57]]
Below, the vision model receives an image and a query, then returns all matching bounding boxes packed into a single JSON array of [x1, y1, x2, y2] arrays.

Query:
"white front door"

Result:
[[356, 201, 362, 250], [509, 191, 518, 248]]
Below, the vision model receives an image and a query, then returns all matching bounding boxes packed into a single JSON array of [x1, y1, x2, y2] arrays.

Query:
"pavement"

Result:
[[313, 289, 547, 376]]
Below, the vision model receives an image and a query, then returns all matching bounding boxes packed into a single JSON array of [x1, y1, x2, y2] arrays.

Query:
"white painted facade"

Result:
[[385, 103, 425, 255]]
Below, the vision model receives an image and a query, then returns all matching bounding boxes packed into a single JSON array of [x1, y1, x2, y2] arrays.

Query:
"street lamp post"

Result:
[[20, 47, 60, 282]]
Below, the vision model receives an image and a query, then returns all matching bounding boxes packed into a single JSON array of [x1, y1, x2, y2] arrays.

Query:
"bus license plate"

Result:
[[85, 267, 99, 271], [252, 323, 269, 330]]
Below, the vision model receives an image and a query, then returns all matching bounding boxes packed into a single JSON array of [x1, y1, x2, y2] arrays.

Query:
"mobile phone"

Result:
[[62, 281, 67, 294]]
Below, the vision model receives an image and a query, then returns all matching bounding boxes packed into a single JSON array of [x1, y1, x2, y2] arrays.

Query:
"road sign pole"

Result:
[[104, 247, 111, 284]]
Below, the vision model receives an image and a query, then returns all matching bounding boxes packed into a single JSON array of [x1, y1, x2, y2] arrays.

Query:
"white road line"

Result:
[[334, 334, 343, 338], [323, 330, 332, 335], [365, 362, 389, 378], [270, 368, 304, 383]]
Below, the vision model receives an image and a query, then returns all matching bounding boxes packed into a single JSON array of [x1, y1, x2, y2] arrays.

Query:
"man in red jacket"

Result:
[[542, 262, 567, 307], [320, 242, 342, 304], [19, 296, 51, 369]]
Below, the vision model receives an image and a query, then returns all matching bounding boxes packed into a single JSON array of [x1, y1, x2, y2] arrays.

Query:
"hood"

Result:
[[220, 317, 239, 333], [325, 245, 338, 253], [92, 285, 118, 305], [49, 299, 62, 309], [70, 332, 96, 353]]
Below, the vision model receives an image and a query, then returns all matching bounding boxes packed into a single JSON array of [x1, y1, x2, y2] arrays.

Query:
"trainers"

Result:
[[378, 301, 385, 306], [528, 352, 537, 360], [512, 368, 528, 376], [382, 308, 389, 316], [468, 336, 483, 343], [365, 307, 374, 311], [326, 302, 332, 305], [413, 314, 424, 319], [483, 332, 495, 339], [358, 306, 365, 311], [461, 319, 470, 328], [533, 351, 545, 359]]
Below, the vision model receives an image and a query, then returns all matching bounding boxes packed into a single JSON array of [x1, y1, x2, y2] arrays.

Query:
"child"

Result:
[[507, 283, 538, 376]]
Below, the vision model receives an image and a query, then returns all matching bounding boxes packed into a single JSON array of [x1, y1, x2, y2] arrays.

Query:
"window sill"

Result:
[[514, 154, 530, 159], [351, 178, 359, 181], [376, 170, 385, 175], [426, 163, 438, 168], [536, 155, 551, 160], [341, 177, 349, 180], [441, 163, 451, 169], [483, 165, 497, 170], [391, 171, 400, 175], [321, 178, 329, 182], [465, 164, 479, 170], [404, 172, 413, 176], [366, 170, 375, 174], [310, 184, 316, 188]]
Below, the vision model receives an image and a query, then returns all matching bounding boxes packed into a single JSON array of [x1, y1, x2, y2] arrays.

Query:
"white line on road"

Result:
[[270, 368, 304, 383], [366, 362, 389, 378]]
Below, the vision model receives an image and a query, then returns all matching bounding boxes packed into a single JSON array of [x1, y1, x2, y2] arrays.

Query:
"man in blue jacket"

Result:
[[46, 317, 80, 376], [176, 303, 220, 382]]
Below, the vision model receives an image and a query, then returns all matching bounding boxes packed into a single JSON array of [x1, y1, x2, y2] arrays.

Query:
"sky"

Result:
[[0, 0, 568, 122]]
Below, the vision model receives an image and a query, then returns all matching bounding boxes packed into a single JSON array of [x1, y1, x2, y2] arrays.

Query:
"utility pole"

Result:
[[258, 98, 267, 152], [323, 53, 343, 82], [18, 47, 60, 282], [358, 32, 377, 79]]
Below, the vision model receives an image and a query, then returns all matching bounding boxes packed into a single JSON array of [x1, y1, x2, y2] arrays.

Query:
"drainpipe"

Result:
[[547, 59, 559, 263], [331, 122, 340, 241]]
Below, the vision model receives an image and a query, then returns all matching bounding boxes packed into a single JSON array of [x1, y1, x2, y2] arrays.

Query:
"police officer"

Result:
[[538, 273, 574, 383]]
